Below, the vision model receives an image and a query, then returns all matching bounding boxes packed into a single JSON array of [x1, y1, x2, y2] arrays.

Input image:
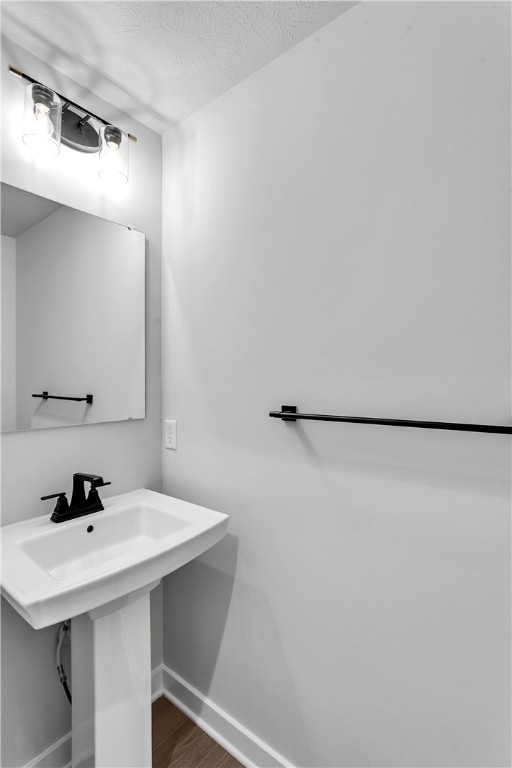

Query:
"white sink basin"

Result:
[[1, 488, 229, 629]]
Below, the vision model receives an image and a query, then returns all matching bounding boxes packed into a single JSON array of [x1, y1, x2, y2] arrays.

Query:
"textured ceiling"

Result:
[[1, 1, 357, 133]]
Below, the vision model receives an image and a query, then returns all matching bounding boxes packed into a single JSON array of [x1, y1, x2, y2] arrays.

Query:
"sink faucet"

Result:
[[41, 473, 111, 523]]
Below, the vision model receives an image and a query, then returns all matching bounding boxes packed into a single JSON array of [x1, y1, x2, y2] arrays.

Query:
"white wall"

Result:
[[1, 235, 17, 431], [15, 207, 145, 430], [162, 3, 511, 767], [1, 37, 162, 767]]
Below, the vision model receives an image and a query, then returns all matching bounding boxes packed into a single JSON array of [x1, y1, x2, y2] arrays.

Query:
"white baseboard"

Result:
[[160, 663, 292, 768], [23, 666, 164, 768], [24, 732, 71, 768], [151, 663, 164, 701], [24, 665, 290, 768]]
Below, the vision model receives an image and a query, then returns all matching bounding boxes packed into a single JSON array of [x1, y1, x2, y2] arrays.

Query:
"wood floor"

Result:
[[152, 697, 244, 768]]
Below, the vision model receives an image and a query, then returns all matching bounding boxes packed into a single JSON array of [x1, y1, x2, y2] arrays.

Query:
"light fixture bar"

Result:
[[8, 64, 137, 143]]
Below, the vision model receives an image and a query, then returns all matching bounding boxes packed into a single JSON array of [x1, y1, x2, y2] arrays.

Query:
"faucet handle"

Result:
[[86, 483, 111, 505], [85, 481, 111, 513], [41, 492, 70, 522]]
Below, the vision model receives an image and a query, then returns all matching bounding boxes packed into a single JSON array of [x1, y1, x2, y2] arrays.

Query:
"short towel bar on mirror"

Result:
[[269, 406, 512, 435], [32, 391, 93, 404]]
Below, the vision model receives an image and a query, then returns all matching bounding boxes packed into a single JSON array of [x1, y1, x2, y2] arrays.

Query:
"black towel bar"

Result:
[[269, 406, 512, 435], [32, 391, 93, 404]]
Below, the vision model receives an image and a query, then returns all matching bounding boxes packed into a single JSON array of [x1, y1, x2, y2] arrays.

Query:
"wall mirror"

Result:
[[0, 182, 145, 433]]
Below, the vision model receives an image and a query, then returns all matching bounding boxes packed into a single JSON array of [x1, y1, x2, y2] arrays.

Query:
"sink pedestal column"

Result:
[[71, 580, 160, 768]]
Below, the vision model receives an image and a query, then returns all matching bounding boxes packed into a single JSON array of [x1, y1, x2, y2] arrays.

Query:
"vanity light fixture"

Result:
[[9, 65, 136, 185]]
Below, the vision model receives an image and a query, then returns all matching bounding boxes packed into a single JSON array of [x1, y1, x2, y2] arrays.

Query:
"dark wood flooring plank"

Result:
[[154, 721, 217, 768], [195, 742, 244, 768], [152, 696, 244, 768], [153, 718, 196, 768], [152, 697, 190, 751]]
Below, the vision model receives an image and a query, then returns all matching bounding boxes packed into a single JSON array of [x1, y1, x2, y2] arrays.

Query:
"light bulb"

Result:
[[34, 101, 50, 115], [34, 103, 52, 135], [22, 84, 62, 155], [99, 125, 129, 185]]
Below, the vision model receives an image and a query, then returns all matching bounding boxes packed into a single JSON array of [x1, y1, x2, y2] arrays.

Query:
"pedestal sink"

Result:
[[0, 488, 229, 767]]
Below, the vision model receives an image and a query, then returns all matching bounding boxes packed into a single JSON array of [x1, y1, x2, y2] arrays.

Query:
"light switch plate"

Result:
[[164, 420, 177, 450]]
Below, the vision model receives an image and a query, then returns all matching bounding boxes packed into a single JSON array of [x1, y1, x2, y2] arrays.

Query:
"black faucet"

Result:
[[41, 473, 111, 523]]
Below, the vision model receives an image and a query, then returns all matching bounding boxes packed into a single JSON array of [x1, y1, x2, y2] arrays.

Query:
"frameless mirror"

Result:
[[0, 183, 145, 432]]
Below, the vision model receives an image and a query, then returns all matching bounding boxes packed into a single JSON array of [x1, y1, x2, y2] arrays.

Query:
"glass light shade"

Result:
[[98, 125, 129, 185], [22, 84, 62, 156]]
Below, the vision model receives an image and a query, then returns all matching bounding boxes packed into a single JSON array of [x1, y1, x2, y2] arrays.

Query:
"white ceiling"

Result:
[[1, 1, 357, 134]]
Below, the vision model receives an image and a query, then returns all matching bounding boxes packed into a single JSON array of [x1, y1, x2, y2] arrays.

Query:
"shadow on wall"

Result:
[[162, 532, 315, 765], [1, 598, 71, 767], [289, 418, 511, 497], [163, 533, 239, 693]]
